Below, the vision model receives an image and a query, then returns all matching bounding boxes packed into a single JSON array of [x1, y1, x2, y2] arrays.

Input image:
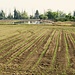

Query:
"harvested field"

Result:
[[0, 25, 75, 75]]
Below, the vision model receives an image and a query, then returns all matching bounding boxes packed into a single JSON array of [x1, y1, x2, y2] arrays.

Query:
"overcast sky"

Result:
[[0, 0, 75, 15]]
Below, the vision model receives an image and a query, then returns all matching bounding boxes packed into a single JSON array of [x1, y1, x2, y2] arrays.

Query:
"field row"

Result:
[[0, 25, 75, 75]]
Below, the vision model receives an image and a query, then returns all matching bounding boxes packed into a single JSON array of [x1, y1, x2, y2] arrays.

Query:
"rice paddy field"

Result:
[[0, 24, 75, 75]]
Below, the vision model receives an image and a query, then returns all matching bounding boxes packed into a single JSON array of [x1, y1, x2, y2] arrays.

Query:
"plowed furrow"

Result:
[[67, 34, 75, 69], [71, 33, 75, 41], [30, 30, 56, 73], [5, 30, 48, 64], [0, 28, 43, 61], [52, 30, 67, 74], [12, 31, 50, 64], [35, 30, 58, 74]]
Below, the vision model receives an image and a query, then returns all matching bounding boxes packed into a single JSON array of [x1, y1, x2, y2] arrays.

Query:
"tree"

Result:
[[73, 11, 75, 16], [57, 11, 66, 18], [45, 10, 55, 19], [14, 9, 28, 19], [39, 14, 48, 20], [35, 10, 39, 19], [52, 12, 58, 19], [39, 14, 44, 19], [14, 9, 21, 19], [7, 13, 13, 19], [30, 15, 34, 19], [20, 11, 28, 19], [65, 13, 73, 21], [14, 9, 17, 19], [55, 11, 67, 21], [0, 10, 5, 19]]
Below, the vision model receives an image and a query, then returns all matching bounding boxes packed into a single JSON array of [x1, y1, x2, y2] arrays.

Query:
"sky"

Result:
[[0, 0, 75, 15]]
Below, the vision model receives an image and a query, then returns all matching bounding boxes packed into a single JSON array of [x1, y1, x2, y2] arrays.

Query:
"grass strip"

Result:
[[50, 32, 59, 70], [64, 33, 70, 69]]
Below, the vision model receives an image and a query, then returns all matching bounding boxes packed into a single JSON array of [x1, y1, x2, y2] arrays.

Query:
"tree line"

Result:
[[0, 9, 75, 21]]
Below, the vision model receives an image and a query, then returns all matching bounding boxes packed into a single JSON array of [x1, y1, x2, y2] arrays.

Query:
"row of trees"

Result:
[[0, 9, 28, 19], [0, 9, 75, 21], [39, 10, 75, 21]]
